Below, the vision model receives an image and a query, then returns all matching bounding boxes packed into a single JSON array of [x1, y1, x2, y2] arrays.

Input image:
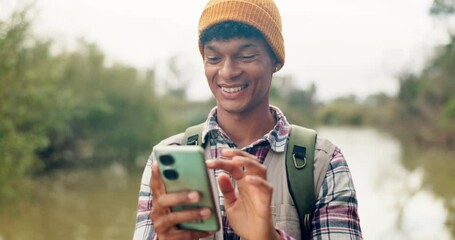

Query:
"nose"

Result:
[[219, 58, 241, 80]]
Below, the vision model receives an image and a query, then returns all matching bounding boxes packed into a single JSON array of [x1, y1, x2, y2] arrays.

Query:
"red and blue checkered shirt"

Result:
[[134, 106, 362, 240]]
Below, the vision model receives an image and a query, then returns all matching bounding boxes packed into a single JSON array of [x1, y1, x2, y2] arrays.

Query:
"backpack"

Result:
[[183, 123, 317, 239]]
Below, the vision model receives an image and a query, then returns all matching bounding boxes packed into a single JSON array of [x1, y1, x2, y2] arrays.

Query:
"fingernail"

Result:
[[188, 191, 199, 201], [200, 208, 211, 218], [206, 159, 217, 168]]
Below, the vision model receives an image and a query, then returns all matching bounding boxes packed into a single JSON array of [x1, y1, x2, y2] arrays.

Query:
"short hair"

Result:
[[199, 21, 265, 45], [199, 21, 276, 60]]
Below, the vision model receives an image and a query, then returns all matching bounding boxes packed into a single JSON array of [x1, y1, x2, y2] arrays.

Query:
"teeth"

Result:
[[222, 85, 246, 93]]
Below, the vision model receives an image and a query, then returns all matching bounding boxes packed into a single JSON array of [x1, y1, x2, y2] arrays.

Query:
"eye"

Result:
[[241, 55, 255, 59], [205, 56, 221, 64], [239, 54, 257, 61]]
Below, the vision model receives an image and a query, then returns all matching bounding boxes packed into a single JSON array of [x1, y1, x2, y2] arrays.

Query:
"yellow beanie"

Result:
[[198, 0, 285, 70]]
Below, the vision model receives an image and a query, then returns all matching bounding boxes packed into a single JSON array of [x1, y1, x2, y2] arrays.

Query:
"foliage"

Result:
[[316, 95, 367, 126], [431, 0, 455, 16], [161, 55, 195, 99], [270, 75, 318, 127], [0, 8, 58, 199], [0, 8, 164, 200], [391, 35, 455, 147], [35, 42, 163, 169]]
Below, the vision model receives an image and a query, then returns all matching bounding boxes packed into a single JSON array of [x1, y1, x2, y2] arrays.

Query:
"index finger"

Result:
[[232, 156, 267, 179], [206, 159, 245, 180], [221, 148, 257, 159], [151, 161, 165, 197], [222, 149, 266, 178]]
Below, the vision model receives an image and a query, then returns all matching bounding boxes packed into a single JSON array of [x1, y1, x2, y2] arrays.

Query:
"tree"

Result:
[[162, 55, 195, 99], [0, 7, 165, 200], [0, 8, 68, 199], [430, 0, 455, 16]]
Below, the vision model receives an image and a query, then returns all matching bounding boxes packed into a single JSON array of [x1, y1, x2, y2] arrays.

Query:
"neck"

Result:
[[217, 105, 276, 148]]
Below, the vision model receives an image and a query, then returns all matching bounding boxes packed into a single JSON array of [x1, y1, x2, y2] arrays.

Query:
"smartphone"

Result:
[[154, 145, 220, 232]]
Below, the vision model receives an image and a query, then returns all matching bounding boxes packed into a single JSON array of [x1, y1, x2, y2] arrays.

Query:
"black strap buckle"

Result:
[[292, 145, 307, 169], [187, 134, 199, 145]]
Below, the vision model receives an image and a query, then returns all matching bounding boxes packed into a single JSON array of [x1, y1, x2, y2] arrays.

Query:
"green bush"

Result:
[[0, 8, 165, 200]]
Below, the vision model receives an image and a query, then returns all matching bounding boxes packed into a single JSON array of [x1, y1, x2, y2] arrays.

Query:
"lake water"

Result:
[[317, 127, 453, 240], [0, 127, 453, 240]]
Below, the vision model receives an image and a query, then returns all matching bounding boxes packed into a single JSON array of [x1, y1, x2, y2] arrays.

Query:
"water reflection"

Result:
[[0, 127, 453, 239], [0, 164, 140, 240], [317, 127, 453, 240], [400, 143, 455, 239]]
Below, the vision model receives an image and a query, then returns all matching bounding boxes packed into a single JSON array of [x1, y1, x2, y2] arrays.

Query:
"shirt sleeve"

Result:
[[133, 153, 157, 240], [311, 147, 363, 239]]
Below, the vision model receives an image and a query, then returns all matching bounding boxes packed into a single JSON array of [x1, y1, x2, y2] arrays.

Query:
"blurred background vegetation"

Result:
[[0, 1, 454, 239]]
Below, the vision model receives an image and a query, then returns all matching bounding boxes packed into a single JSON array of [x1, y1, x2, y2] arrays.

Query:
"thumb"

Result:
[[217, 173, 237, 207]]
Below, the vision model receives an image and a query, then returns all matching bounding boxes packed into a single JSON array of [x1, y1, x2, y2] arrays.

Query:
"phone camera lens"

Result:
[[159, 155, 174, 166], [163, 169, 179, 180]]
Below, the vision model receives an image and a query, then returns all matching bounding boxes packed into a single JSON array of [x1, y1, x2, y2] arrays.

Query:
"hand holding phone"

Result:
[[154, 145, 220, 232]]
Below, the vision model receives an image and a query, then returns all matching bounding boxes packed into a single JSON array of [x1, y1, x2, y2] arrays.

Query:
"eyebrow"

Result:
[[205, 42, 259, 52]]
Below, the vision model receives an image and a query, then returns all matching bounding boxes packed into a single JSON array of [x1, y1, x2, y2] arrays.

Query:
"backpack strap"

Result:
[[286, 124, 317, 239], [183, 123, 204, 146]]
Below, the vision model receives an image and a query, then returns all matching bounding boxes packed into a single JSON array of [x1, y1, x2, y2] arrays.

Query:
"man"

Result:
[[134, 0, 362, 239]]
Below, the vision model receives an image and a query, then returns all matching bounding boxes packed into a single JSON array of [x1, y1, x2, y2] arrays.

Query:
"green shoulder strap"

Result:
[[183, 123, 317, 239], [286, 124, 317, 239]]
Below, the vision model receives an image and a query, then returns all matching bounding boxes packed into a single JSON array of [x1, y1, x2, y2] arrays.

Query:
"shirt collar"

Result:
[[201, 105, 291, 152]]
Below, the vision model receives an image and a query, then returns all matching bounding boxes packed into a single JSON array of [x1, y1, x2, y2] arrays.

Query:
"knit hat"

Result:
[[198, 0, 285, 70]]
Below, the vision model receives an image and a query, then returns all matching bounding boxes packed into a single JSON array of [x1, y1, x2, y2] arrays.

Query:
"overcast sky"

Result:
[[2, 0, 450, 101]]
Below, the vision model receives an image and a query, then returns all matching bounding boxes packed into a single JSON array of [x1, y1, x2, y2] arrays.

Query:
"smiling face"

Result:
[[203, 37, 277, 116]]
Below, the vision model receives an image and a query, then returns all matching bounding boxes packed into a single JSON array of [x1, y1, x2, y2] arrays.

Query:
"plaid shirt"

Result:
[[133, 106, 362, 240]]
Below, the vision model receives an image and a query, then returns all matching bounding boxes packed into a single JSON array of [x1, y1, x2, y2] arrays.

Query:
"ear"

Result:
[[273, 63, 282, 73]]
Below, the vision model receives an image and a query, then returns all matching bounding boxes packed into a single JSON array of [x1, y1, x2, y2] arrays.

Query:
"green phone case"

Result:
[[154, 145, 220, 232]]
